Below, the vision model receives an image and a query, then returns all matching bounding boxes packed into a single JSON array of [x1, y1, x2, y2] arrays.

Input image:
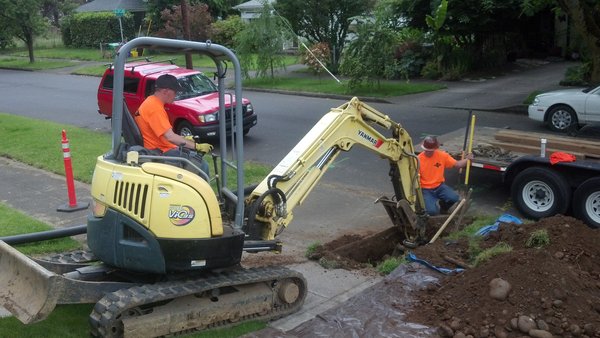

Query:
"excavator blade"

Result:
[[0, 240, 61, 324]]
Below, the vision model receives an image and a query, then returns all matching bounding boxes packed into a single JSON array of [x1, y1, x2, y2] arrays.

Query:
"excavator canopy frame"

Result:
[[110, 37, 246, 228]]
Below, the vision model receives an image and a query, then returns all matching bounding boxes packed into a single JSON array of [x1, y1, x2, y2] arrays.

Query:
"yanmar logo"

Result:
[[358, 130, 383, 148], [168, 205, 195, 226]]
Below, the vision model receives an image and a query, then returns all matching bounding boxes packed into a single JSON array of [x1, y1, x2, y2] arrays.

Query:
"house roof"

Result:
[[233, 0, 275, 11], [76, 0, 147, 13]]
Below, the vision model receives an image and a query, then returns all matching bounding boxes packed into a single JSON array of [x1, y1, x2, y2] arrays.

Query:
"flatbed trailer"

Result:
[[435, 127, 600, 228]]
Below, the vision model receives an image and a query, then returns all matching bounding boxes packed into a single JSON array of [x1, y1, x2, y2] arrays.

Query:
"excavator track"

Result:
[[89, 265, 307, 338]]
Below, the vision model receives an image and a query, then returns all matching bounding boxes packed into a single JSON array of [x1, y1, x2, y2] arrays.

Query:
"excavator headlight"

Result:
[[91, 199, 108, 217]]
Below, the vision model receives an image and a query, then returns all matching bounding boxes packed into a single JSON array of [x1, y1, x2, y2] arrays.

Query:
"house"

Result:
[[76, 0, 147, 13], [232, 0, 275, 23], [232, 0, 296, 51]]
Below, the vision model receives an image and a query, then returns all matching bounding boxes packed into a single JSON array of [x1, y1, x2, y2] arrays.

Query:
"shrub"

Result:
[[211, 15, 244, 48], [61, 12, 135, 47], [301, 42, 330, 76]]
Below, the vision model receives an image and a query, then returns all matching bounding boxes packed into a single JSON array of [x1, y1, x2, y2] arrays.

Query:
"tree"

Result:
[[156, 3, 213, 42], [0, 0, 47, 63], [41, 0, 77, 27], [275, 0, 375, 73], [234, 5, 292, 78], [523, 0, 600, 83], [211, 15, 244, 47]]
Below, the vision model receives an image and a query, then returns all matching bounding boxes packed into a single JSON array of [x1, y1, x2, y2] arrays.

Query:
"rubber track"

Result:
[[89, 265, 307, 337], [40, 250, 96, 264]]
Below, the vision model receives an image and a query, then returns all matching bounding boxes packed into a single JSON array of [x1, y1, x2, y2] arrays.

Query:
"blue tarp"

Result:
[[407, 252, 464, 275], [474, 213, 522, 237]]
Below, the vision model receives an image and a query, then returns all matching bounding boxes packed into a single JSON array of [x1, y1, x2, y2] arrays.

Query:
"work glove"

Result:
[[183, 135, 196, 141], [195, 143, 213, 154]]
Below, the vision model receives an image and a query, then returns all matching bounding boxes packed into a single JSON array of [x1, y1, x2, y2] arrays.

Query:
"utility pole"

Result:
[[181, 0, 193, 69]]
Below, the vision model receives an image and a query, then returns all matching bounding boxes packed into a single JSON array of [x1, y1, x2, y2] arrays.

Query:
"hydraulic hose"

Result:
[[0, 224, 87, 245]]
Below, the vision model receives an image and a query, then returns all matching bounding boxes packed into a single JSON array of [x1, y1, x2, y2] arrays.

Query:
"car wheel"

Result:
[[547, 105, 577, 132], [511, 167, 571, 220], [573, 177, 600, 228], [176, 121, 195, 137]]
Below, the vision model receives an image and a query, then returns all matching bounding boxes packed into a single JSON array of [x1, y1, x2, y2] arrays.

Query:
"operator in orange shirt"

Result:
[[417, 136, 472, 215], [135, 74, 213, 178]]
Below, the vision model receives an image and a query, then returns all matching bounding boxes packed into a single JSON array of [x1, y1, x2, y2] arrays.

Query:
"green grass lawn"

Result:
[[6, 47, 106, 61], [0, 57, 75, 70], [243, 77, 446, 98]]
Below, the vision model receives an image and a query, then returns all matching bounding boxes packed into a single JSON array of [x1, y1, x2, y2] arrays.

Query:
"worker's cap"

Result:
[[421, 136, 440, 151], [155, 74, 182, 92]]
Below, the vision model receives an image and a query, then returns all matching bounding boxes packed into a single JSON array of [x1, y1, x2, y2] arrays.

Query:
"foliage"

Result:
[[394, 28, 430, 79], [339, 20, 400, 89], [0, 30, 16, 50], [301, 42, 331, 76], [234, 4, 291, 79], [0, 0, 49, 62], [156, 3, 213, 41], [560, 62, 592, 86], [522, 0, 600, 82], [376, 256, 406, 275], [41, 0, 77, 27], [275, 0, 375, 73], [61, 12, 136, 47], [211, 15, 244, 47], [146, 0, 243, 31], [525, 229, 550, 248]]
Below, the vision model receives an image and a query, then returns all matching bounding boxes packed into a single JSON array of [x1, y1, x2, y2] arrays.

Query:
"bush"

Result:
[[211, 15, 244, 48], [301, 42, 330, 76], [560, 63, 592, 86], [61, 12, 135, 47]]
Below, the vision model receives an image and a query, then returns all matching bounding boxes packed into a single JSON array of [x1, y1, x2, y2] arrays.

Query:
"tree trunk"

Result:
[[181, 0, 193, 69], [26, 33, 35, 63]]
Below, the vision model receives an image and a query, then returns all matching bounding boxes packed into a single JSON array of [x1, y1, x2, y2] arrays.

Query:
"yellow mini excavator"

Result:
[[0, 37, 427, 337]]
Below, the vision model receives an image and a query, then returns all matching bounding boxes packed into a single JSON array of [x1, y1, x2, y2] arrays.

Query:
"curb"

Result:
[[244, 87, 392, 104]]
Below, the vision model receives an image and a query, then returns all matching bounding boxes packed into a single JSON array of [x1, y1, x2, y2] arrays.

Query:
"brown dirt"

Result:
[[310, 214, 600, 337]]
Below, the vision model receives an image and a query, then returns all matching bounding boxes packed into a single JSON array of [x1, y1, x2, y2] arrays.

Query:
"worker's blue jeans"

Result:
[[422, 183, 459, 216]]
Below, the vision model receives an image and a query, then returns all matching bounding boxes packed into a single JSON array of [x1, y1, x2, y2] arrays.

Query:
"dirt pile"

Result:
[[406, 215, 600, 338]]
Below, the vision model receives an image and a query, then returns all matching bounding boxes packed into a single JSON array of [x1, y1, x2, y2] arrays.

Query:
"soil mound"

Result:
[[406, 215, 600, 338], [308, 214, 600, 337]]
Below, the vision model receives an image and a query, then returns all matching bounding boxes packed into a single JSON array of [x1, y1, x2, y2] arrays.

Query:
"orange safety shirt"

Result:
[[135, 95, 176, 153], [418, 150, 457, 189]]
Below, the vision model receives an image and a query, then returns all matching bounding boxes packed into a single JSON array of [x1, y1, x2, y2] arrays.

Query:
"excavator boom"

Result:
[[245, 97, 426, 241]]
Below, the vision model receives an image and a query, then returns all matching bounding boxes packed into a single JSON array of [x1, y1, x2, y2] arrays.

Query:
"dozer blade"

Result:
[[0, 240, 61, 324]]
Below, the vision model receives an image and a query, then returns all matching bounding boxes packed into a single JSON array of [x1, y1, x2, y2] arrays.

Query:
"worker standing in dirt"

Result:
[[135, 74, 213, 176], [418, 136, 472, 216]]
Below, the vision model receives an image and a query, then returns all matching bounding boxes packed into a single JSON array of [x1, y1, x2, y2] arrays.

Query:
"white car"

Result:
[[528, 85, 600, 132]]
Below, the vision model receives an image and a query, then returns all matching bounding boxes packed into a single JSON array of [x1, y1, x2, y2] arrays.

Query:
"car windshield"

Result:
[[175, 73, 218, 100]]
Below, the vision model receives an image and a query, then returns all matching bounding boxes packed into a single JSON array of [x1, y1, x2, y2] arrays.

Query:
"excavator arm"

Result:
[[245, 97, 426, 241]]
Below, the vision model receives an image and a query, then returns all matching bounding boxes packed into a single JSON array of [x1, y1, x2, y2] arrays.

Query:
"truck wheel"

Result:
[[547, 105, 577, 132], [176, 121, 195, 137], [572, 177, 600, 228], [511, 167, 570, 220]]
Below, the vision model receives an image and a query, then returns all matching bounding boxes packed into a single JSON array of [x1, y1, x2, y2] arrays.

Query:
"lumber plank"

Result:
[[489, 141, 587, 158]]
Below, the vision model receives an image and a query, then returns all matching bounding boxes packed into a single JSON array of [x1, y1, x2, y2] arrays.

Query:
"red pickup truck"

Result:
[[97, 61, 257, 138]]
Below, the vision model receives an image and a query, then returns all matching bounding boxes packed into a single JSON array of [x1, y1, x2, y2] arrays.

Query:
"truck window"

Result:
[[145, 80, 156, 98], [101, 75, 140, 94]]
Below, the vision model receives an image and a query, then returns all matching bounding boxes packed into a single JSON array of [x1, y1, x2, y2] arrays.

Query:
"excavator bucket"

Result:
[[0, 240, 61, 324]]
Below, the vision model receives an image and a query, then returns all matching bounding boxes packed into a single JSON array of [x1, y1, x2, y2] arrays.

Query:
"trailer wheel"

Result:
[[573, 177, 600, 228], [511, 167, 570, 219]]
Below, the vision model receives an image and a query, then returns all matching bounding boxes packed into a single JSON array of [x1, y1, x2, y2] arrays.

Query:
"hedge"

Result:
[[61, 12, 136, 48]]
